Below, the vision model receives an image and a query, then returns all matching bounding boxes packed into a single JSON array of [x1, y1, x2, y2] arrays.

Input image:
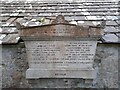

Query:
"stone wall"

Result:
[[0, 45, 2, 90], [94, 44, 119, 88], [118, 43, 120, 90], [1, 43, 119, 89]]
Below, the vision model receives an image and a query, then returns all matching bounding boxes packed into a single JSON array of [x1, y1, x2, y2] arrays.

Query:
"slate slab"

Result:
[[2, 34, 20, 44], [102, 34, 119, 43]]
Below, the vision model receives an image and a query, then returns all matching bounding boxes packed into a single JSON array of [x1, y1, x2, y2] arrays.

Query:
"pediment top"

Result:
[[51, 15, 69, 24]]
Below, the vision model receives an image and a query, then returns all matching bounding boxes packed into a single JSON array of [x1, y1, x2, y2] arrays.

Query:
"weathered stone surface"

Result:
[[2, 34, 20, 44], [1, 1, 120, 89], [102, 34, 119, 43], [1, 44, 119, 88], [77, 21, 94, 26], [2, 44, 30, 88], [26, 69, 96, 79], [106, 21, 118, 26], [25, 41, 97, 79], [0, 45, 2, 90], [93, 44, 119, 88], [18, 15, 103, 79], [17, 15, 103, 40], [104, 26, 119, 33]]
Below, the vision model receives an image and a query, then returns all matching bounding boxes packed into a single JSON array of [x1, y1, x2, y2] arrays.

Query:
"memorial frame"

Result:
[[16, 15, 103, 79]]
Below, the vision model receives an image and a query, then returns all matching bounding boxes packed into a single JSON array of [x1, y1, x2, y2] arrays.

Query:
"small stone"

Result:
[[31, 19, 37, 22], [92, 21, 101, 26], [70, 20, 77, 25], [11, 71, 22, 81]]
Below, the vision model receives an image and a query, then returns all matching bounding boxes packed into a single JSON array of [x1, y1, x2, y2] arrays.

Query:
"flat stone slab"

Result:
[[26, 69, 96, 79], [25, 41, 97, 79]]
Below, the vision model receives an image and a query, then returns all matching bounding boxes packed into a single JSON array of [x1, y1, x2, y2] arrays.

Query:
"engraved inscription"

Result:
[[55, 73, 67, 76], [25, 41, 97, 69]]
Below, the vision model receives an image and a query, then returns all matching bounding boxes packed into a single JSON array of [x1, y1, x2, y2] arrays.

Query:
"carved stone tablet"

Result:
[[25, 41, 97, 78], [17, 15, 103, 79]]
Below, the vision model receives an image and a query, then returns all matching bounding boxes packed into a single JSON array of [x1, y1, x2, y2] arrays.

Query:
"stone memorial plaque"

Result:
[[17, 15, 103, 79], [25, 41, 97, 79]]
